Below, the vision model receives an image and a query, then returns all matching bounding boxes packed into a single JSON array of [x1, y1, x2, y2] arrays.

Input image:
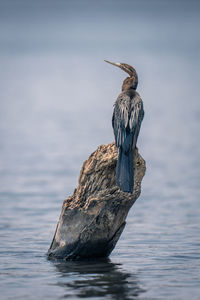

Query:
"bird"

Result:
[[105, 60, 144, 194]]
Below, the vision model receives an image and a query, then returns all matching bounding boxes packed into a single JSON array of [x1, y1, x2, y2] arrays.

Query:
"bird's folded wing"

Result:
[[113, 94, 144, 148]]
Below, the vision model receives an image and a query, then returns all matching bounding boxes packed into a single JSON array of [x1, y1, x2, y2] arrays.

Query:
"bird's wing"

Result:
[[129, 94, 144, 133], [112, 93, 131, 147], [113, 93, 144, 149]]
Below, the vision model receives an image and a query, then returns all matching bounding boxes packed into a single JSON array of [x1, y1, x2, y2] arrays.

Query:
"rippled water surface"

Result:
[[0, 1, 200, 299]]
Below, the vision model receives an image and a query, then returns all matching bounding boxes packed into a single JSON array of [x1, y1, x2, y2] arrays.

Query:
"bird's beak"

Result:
[[104, 60, 121, 68], [104, 60, 133, 77]]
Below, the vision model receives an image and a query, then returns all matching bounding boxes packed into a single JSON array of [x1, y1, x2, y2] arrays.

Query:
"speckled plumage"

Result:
[[112, 90, 144, 151], [105, 61, 144, 193]]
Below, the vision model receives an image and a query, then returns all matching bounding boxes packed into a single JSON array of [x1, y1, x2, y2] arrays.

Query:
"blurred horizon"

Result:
[[0, 1, 200, 299], [1, 0, 200, 196]]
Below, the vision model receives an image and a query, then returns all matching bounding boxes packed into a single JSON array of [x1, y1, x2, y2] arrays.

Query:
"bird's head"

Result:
[[104, 60, 138, 91]]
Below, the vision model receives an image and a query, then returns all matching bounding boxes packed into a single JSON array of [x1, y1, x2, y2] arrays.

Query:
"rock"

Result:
[[48, 143, 146, 260]]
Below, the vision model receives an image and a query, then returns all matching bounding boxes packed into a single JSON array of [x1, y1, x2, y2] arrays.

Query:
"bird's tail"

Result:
[[116, 147, 134, 193]]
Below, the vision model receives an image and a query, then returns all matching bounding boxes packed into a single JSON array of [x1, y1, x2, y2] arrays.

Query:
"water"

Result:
[[0, 1, 200, 299]]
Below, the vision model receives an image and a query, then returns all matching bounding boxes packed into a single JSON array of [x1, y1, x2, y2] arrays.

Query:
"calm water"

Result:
[[0, 1, 200, 299]]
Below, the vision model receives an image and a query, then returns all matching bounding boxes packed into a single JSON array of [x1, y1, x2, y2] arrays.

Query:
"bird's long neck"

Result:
[[122, 74, 138, 91]]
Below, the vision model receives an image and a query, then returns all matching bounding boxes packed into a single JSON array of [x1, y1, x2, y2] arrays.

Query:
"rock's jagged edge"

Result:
[[48, 143, 146, 260]]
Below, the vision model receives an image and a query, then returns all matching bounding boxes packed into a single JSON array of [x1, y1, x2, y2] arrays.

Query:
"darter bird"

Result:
[[105, 60, 144, 194]]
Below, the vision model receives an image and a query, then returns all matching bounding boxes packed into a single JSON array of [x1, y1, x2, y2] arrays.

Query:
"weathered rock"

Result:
[[48, 143, 145, 260]]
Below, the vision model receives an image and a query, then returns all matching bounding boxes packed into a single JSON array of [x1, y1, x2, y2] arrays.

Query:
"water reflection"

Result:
[[53, 259, 145, 299]]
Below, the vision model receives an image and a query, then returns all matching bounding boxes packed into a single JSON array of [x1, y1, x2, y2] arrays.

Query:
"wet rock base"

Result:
[[48, 143, 145, 260]]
